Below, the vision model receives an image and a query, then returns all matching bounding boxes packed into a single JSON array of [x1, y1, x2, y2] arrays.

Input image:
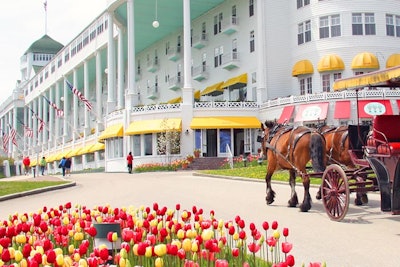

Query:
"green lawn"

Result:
[[0, 181, 69, 197]]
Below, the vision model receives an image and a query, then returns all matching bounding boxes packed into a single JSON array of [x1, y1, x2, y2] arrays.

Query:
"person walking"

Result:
[[23, 156, 30, 175], [59, 157, 67, 177], [65, 158, 72, 177], [40, 156, 46, 175], [127, 152, 133, 173]]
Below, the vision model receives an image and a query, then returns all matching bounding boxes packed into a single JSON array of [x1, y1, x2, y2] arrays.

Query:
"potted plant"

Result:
[[193, 148, 201, 158], [186, 154, 194, 163]]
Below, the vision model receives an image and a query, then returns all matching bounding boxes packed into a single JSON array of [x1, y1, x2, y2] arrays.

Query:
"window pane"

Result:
[[144, 134, 152, 155], [352, 24, 363, 35], [219, 129, 231, 153], [133, 135, 141, 157]]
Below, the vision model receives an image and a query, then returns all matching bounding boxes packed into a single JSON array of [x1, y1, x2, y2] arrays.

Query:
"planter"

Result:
[[194, 151, 200, 158]]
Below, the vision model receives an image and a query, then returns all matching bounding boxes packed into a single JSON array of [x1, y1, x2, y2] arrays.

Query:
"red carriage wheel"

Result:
[[321, 164, 350, 221]]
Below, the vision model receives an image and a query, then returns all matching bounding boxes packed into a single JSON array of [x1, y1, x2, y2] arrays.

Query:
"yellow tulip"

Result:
[[201, 229, 214, 241], [63, 256, 73, 267], [8, 247, 15, 259], [14, 250, 23, 262], [155, 257, 163, 267], [112, 232, 118, 242], [171, 240, 181, 249], [191, 241, 198, 252], [78, 259, 88, 267], [74, 232, 84, 241], [43, 213, 49, 221], [273, 230, 280, 239], [56, 254, 64, 266], [36, 246, 44, 255], [20, 214, 27, 223], [54, 248, 63, 255], [182, 238, 192, 252], [154, 244, 167, 256], [132, 244, 139, 256], [119, 258, 126, 267], [62, 216, 69, 225], [96, 216, 103, 223], [20, 259, 28, 267], [42, 254, 48, 265], [181, 211, 188, 220], [16, 234, 27, 244], [177, 229, 185, 239], [218, 219, 224, 229], [119, 248, 128, 259], [145, 247, 152, 258], [68, 245, 75, 254], [233, 232, 239, 241], [73, 253, 80, 262]]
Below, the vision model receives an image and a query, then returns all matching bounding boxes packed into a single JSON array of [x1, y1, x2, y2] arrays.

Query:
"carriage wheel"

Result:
[[321, 164, 350, 222]]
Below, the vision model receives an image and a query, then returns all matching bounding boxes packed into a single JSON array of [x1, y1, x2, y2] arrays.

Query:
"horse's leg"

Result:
[[316, 186, 322, 200], [287, 170, 298, 207], [299, 174, 312, 212], [265, 160, 276, 205]]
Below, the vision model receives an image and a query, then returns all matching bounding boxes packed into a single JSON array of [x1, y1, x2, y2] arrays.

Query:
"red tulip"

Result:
[[237, 219, 245, 229], [79, 243, 89, 255], [235, 215, 241, 223], [232, 247, 239, 257], [286, 255, 295, 266], [247, 242, 260, 253], [266, 236, 277, 247], [215, 259, 229, 267], [0, 237, 11, 248], [65, 202, 72, 209], [228, 225, 235, 235], [99, 247, 109, 261], [46, 250, 56, 263], [239, 230, 246, 240], [22, 243, 32, 257], [1, 248, 11, 262], [283, 227, 289, 237], [249, 222, 256, 231], [121, 242, 131, 253], [28, 258, 39, 267], [177, 248, 186, 259], [308, 263, 322, 267], [167, 244, 178, 255], [176, 204, 181, 210], [87, 257, 99, 267], [282, 242, 293, 254], [272, 221, 278, 230], [153, 202, 159, 211]]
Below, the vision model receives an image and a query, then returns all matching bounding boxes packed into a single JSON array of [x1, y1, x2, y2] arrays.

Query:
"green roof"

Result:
[[24, 34, 64, 55]]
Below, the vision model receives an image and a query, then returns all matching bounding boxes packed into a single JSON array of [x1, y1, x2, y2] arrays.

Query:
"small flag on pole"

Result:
[[66, 80, 93, 111], [24, 125, 34, 138], [28, 107, 46, 133], [43, 95, 64, 117], [2, 132, 9, 153]]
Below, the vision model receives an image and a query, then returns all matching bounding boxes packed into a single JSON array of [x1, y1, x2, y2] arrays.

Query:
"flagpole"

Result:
[[44, 1, 48, 35]]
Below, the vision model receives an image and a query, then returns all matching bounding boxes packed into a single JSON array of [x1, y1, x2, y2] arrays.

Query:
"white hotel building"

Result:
[[0, 0, 399, 173]]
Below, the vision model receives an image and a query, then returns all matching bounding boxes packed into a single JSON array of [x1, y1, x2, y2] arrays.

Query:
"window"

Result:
[[165, 41, 170, 55], [322, 74, 330, 92], [299, 77, 312, 95], [249, 0, 254, 17], [386, 14, 400, 37], [319, 16, 329, 39], [331, 15, 341, 37], [298, 21, 311, 44], [300, 79, 305, 95], [202, 52, 207, 71], [144, 134, 153, 156], [106, 138, 123, 158], [297, 0, 310, 9], [219, 129, 231, 153], [214, 46, 223, 67], [333, 72, 342, 81], [250, 30, 255, 52], [306, 77, 312, 94], [352, 13, 363, 35], [214, 13, 223, 35], [365, 13, 376, 35]]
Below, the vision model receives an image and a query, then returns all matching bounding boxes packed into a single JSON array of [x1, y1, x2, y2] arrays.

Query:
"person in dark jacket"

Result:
[[65, 158, 72, 177], [59, 157, 67, 177]]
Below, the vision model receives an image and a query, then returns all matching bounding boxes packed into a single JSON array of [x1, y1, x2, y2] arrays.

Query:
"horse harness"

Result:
[[322, 126, 348, 161]]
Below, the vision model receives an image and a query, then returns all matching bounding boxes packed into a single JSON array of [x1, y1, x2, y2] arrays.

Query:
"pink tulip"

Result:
[[282, 242, 293, 254], [215, 259, 229, 267]]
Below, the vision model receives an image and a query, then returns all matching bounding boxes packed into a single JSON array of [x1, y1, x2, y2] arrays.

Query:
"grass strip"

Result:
[[0, 181, 69, 197]]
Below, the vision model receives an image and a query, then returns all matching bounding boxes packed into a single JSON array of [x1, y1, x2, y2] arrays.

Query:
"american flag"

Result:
[[43, 95, 64, 117], [28, 107, 46, 133], [24, 125, 34, 138], [8, 125, 17, 146], [2, 132, 9, 153], [66, 80, 93, 111]]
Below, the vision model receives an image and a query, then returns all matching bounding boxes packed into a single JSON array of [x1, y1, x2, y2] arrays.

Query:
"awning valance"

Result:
[[45, 154, 56, 163], [386, 53, 400, 68], [125, 118, 182, 135], [66, 147, 83, 158], [278, 106, 295, 124], [88, 143, 105, 153], [317, 54, 345, 72], [190, 116, 261, 129], [357, 100, 393, 118], [167, 96, 182, 104], [333, 65, 400, 91], [221, 73, 247, 89], [351, 52, 379, 70], [334, 101, 351, 119], [76, 143, 95, 155], [292, 60, 314, 77], [98, 124, 124, 141], [200, 82, 224, 96], [294, 103, 329, 122], [194, 90, 201, 100]]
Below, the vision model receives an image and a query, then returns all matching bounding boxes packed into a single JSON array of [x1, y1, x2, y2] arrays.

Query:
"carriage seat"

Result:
[[367, 115, 400, 155]]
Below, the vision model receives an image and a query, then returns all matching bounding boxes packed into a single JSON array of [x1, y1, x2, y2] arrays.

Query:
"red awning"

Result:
[[334, 101, 351, 119], [278, 106, 294, 124], [357, 100, 393, 118], [294, 102, 329, 122]]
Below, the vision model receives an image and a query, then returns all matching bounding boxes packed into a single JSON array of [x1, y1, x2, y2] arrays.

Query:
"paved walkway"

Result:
[[1, 171, 400, 266]]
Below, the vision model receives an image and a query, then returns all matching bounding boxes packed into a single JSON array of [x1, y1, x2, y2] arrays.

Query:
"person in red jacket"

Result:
[[126, 152, 133, 173], [22, 156, 31, 175]]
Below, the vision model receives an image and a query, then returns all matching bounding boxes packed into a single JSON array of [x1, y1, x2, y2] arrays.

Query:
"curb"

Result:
[[0, 181, 76, 202]]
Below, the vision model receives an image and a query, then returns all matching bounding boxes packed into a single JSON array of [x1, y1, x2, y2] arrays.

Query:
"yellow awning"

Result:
[[317, 54, 345, 72], [126, 118, 182, 135], [190, 116, 261, 129], [98, 124, 124, 141], [30, 159, 37, 167], [77, 143, 95, 155], [167, 96, 182, 104], [55, 150, 72, 161], [46, 154, 56, 163], [292, 60, 314, 77], [351, 52, 379, 69], [221, 73, 247, 89], [386, 53, 400, 68], [194, 90, 200, 100], [200, 81, 224, 96], [87, 143, 105, 153], [65, 147, 83, 158], [333, 65, 400, 91]]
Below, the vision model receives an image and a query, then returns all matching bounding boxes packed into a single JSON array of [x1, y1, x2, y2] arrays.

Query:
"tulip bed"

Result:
[[0, 202, 324, 267]]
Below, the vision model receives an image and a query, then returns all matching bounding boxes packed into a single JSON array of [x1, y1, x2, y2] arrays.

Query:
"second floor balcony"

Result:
[[222, 16, 239, 35], [192, 33, 208, 49], [168, 76, 183, 91], [221, 52, 240, 70], [147, 58, 159, 73], [192, 65, 209, 82], [167, 47, 181, 62]]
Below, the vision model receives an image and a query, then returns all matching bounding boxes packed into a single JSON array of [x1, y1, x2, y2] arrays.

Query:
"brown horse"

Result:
[[261, 121, 326, 212]]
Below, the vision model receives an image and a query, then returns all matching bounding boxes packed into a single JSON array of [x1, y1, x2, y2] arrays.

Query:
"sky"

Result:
[[0, 0, 107, 104]]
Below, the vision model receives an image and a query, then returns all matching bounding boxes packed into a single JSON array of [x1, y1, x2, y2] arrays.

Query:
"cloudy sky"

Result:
[[0, 0, 107, 104]]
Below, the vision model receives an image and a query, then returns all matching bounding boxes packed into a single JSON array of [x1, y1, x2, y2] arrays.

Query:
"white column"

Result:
[[256, 0, 267, 104], [126, 0, 136, 108], [117, 28, 125, 109], [38, 95, 43, 145], [63, 78, 69, 144], [107, 12, 116, 113], [49, 88, 55, 146], [55, 82, 61, 146], [32, 101, 38, 147], [95, 51, 104, 131], [12, 107, 18, 157], [23, 107, 29, 153], [42, 95, 48, 148], [84, 60, 90, 137], [181, 0, 194, 156], [73, 71, 79, 142]]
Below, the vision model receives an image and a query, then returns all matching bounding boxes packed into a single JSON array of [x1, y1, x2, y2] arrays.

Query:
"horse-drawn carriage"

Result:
[[261, 65, 400, 221]]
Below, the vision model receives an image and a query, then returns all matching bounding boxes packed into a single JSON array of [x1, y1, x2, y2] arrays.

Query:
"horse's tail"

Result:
[[310, 132, 326, 172]]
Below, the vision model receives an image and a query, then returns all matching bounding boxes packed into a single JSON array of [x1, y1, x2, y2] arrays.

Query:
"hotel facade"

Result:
[[1, 0, 400, 173]]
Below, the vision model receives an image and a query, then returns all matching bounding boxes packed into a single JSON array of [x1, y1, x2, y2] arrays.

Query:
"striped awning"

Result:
[[125, 118, 182, 135], [317, 54, 345, 72], [351, 52, 379, 69], [292, 60, 314, 77]]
